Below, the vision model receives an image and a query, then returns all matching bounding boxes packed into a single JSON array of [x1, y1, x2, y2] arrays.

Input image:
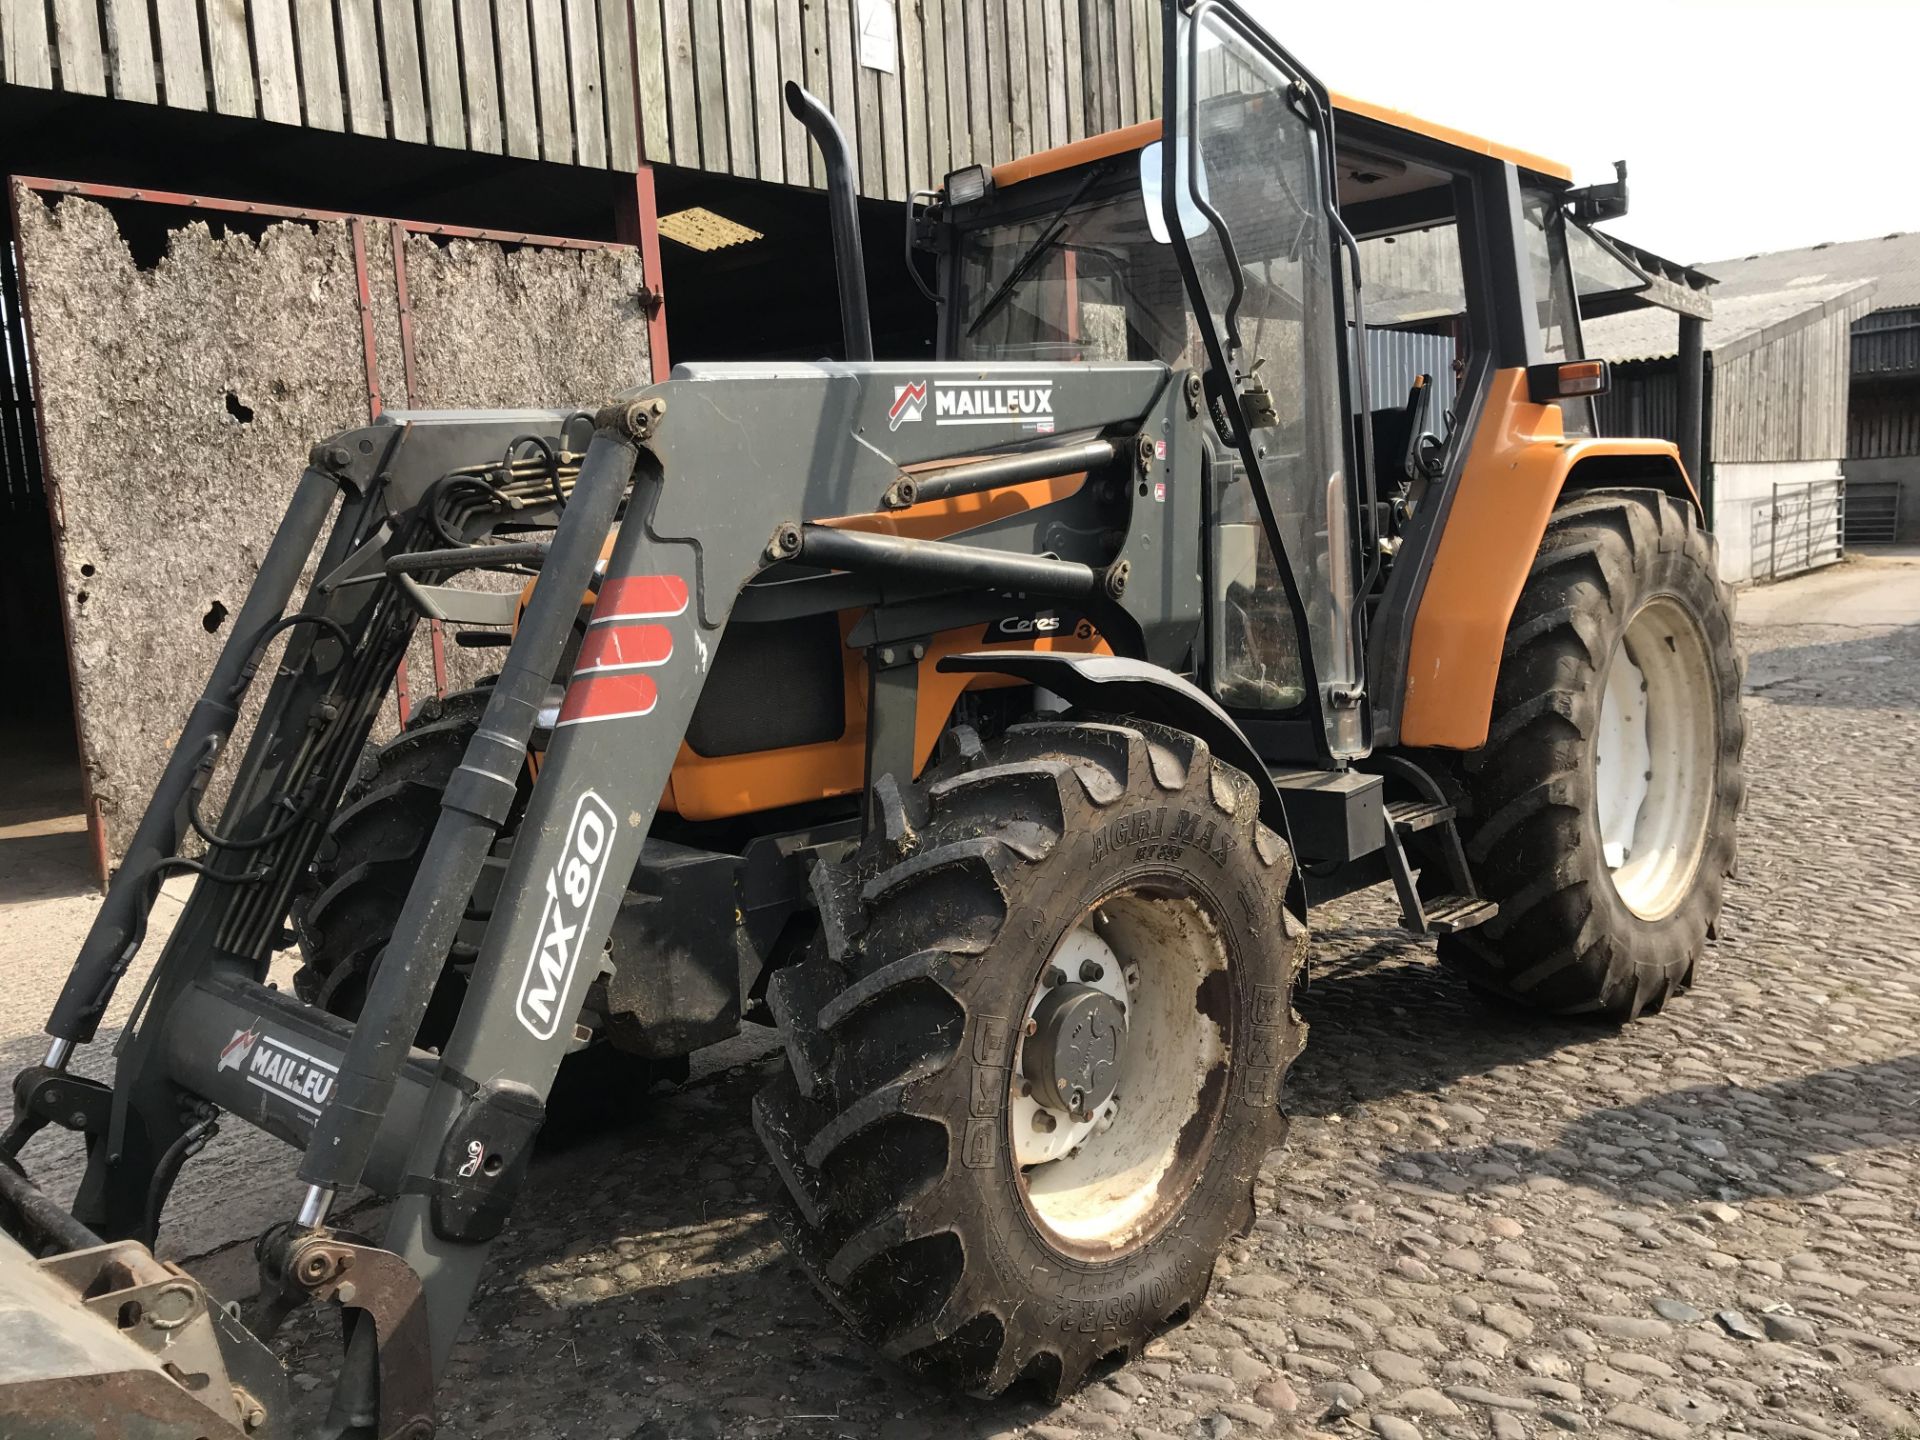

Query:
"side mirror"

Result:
[[1568, 160, 1630, 225], [1140, 141, 1212, 244]]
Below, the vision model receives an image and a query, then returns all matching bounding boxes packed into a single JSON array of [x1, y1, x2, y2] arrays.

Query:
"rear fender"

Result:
[[1398, 368, 1698, 751]]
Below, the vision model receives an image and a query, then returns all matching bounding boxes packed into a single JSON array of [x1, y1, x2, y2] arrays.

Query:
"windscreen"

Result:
[[953, 189, 1198, 366]]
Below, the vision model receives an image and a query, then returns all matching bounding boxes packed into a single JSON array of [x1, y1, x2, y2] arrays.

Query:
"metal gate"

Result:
[[1752, 478, 1845, 582], [1843, 479, 1901, 546]]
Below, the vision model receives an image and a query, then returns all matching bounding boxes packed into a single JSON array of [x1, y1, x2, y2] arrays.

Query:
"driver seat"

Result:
[[1363, 374, 1436, 494]]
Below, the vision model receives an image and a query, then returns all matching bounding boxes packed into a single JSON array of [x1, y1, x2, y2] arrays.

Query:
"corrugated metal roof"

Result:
[[1700, 231, 1920, 311], [1583, 281, 1875, 363]]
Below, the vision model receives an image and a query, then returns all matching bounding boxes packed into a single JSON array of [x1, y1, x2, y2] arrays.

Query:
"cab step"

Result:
[[1380, 789, 1497, 936], [1418, 892, 1500, 934], [1384, 798, 1454, 834]]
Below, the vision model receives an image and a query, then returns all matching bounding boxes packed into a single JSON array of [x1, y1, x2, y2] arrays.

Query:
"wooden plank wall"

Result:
[[0, 0, 1161, 200], [1714, 297, 1873, 465], [632, 0, 1163, 198], [1, 0, 641, 168]]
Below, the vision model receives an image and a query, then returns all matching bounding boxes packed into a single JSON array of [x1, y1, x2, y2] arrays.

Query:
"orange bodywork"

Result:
[[986, 95, 1571, 193], [1398, 370, 1694, 750], [525, 472, 1109, 821], [667, 471, 1107, 817]]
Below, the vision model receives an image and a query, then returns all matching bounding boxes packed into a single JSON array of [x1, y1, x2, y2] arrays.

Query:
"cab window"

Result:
[[1521, 187, 1593, 435], [952, 186, 1200, 367]]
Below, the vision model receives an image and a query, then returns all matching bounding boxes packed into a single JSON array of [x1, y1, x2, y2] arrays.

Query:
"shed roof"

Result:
[[1584, 280, 1877, 365], [1700, 231, 1920, 311]]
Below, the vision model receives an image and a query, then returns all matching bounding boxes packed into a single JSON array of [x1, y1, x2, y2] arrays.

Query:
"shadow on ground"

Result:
[[1384, 1051, 1920, 1209], [1285, 919, 1610, 1118], [1741, 620, 1920, 710]]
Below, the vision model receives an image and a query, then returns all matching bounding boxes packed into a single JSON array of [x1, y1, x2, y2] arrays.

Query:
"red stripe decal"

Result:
[[592, 574, 689, 623], [575, 623, 673, 675], [556, 671, 658, 727]]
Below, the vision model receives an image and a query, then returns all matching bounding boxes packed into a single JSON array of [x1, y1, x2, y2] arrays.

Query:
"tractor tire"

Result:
[[1437, 488, 1744, 1019], [754, 718, 1307, 1397]]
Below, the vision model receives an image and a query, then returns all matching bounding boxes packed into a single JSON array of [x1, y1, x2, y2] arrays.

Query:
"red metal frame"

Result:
[[630, 166, 670, 382], [14, 171, 648, 787], [619, 0, 671, 382], [12, 177, 640, 255]]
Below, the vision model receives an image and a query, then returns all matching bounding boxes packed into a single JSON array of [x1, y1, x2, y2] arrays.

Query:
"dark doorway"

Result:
[[652, 167, 936, 365], [0, 196, 91, 895]]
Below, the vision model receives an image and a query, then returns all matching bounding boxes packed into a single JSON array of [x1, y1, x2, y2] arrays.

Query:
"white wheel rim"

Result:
[[1594, 596, 1718, 920], [1010, 890, 1231, 1258]]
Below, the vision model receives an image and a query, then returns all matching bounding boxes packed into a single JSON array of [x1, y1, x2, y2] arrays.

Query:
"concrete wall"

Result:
[[13, 186, 649, 873], [1714, 459, 1844, 585]]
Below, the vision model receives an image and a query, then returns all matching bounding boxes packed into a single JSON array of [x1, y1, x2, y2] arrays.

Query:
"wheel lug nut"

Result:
[[1044, 966, 1066, 988], [1032, 1111, 1057, 1133], [1079, 960, 1104, 982], [1023, 1019, 1038, 1037]]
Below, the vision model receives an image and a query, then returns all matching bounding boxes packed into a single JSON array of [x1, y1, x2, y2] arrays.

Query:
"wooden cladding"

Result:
[[2, 0, 638, 165], [1, 0, 1163, 199], [628, 0, 1163, 198]]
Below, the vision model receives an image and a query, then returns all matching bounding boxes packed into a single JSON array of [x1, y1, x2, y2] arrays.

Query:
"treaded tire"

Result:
[[1437, 488, 1744, 1019], [754, 717, 1307, 1398], [292, 684, 526, 1044]]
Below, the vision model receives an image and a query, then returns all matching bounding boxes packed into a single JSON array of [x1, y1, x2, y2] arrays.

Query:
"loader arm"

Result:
[[3, 357, 1207, 1434]]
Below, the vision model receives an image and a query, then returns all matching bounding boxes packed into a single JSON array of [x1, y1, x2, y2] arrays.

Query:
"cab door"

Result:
[[1159, 0, 1368, 760]]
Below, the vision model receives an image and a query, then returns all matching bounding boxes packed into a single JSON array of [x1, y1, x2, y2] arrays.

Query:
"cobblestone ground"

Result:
[[281, 609, 1920, 1440]]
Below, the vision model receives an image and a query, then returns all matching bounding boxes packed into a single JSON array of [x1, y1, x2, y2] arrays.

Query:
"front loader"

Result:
[[0, 1, 1743, 1433]]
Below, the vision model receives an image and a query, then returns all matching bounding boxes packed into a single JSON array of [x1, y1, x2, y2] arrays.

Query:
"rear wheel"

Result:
[[754, 718, 1306, 1396], [1439, 488, 1744, 1018]]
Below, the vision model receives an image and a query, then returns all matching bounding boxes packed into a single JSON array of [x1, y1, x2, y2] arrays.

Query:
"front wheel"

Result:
[[753, 718, 1307, 1396], [1439, 487, 1745, 1019]]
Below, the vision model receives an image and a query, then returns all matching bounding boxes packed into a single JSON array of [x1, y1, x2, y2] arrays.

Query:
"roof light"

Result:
[[656, 207, 763, 252], [945, 164, 992, 208]]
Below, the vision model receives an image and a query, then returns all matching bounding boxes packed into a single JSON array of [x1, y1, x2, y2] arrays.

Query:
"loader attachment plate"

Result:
[[0, 1226, 285, 1439]]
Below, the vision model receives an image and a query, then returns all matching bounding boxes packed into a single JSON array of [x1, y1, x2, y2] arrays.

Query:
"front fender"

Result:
[[939, 651, 1309, 921]]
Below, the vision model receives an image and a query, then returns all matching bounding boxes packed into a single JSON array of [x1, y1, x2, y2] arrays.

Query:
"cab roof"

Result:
[[987, 95, 1573, 193]]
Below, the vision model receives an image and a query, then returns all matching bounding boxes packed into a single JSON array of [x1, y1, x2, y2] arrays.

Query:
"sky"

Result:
[[1244, 0, 1920, 267]]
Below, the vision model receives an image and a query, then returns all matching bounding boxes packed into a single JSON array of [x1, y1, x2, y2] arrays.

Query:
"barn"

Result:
[[1696, 232, 1920, 548], [1585, 280, 1876, 585]]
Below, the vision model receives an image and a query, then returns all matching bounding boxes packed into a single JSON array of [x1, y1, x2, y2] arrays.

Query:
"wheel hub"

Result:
[[1009, 892, 1234, 1254], [1026, 983, 1128, 1119], [1594, 596, 1719, 921]]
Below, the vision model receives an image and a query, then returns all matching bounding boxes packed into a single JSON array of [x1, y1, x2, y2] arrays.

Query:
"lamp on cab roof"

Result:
[[945, 164, 993, 208]]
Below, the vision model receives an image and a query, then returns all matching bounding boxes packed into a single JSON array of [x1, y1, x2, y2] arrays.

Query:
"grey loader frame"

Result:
[[5, 357, 1226, 1434]]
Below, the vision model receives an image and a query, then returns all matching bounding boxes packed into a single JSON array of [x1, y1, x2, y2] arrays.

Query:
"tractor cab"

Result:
[[920, 16, 1611, 766]]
